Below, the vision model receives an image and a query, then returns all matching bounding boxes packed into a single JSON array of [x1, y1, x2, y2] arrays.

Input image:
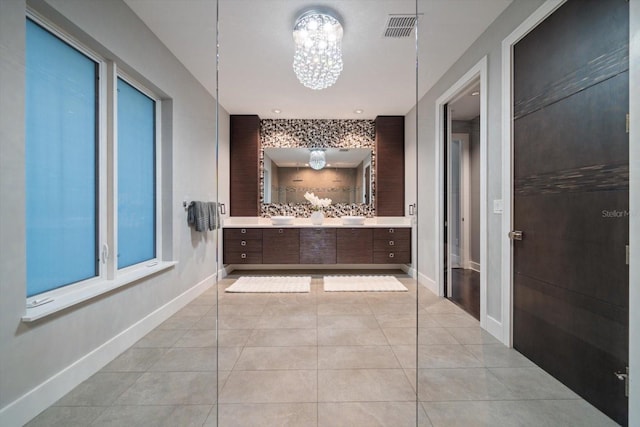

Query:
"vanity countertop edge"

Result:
[[222, 217, 413, 228]]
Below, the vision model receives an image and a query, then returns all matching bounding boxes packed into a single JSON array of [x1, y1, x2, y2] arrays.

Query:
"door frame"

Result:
[[500, 0, 567, 346], [435, 56, 488, 330]]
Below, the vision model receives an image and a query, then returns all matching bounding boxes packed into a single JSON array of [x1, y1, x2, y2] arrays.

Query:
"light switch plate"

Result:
[[493, 199, 503, 214]]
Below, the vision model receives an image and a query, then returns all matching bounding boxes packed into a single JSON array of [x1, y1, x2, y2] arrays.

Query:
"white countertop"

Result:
[[222, 217, 413, 228]]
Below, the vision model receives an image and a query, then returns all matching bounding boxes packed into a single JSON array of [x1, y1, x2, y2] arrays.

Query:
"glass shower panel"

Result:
[[218, 0, 420, 424]]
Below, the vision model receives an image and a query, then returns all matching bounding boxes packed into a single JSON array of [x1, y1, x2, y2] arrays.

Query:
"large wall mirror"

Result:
[[263, 147, 373, 205]]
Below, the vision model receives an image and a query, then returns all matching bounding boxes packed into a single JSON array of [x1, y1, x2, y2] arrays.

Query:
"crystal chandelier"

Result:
[[309, 149, 327, 170], [293, 10, 344, 90]]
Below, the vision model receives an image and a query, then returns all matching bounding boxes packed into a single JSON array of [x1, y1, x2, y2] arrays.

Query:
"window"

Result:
[[25, 19, 99, 297], [25, 15, 165, 306], [117, 78, 156, 269]]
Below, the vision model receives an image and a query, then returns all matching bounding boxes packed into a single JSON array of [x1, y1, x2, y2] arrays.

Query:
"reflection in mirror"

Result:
[[263, 147, 372, 204]]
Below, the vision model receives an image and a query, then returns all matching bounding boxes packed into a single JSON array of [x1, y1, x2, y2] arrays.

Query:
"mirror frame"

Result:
[[258, 118, 377, 217]]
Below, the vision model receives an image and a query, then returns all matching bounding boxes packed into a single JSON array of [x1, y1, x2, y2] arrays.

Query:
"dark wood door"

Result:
[[512, 0, 629, 424]]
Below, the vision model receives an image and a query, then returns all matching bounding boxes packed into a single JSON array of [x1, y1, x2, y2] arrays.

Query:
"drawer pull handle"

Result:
[[241, 228, 247, 234], [389, 228, 394, 233], [389, 252, 395, 258], [241, 253, 247, 259], [241, 240, 247, 246], [278, 228, 283, 234], [389, 240, 395, 246]]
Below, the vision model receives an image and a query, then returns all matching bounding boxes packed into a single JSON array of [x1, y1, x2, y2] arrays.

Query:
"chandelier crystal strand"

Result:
[[293, 11, 343, 90]]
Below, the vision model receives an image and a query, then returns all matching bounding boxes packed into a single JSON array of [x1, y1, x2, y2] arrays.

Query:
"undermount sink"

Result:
[[341, 215, 366, 226], [270, 215, 295, 226]]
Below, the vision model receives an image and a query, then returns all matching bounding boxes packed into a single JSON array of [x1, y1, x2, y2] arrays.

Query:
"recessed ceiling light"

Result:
[[354, 109, 364, 114], [471, 91, 480, 96], [272, 109, 282, 114]]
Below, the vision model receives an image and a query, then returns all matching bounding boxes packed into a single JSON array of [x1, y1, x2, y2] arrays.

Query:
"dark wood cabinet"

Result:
[[262, 228, 300, 264], [300, 228, 337, 264], [223, 228, 262, 264], [373, 227, 411, 264], [230, 115, 260, 216], [337, 228, 373, 263], [375, 116, 405, 216], [222, 227, 410, 265]]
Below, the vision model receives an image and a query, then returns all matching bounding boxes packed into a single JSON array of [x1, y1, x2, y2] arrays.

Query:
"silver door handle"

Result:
[[508, 230, 523, 240]]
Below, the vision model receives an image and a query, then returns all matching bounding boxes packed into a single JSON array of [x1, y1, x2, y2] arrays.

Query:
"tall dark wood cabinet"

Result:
[[375, 116, 405, 216], [230, 115, 260, 216]]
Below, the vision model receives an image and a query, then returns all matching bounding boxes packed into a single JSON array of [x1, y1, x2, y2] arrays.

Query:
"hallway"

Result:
[[26, 274, 616, 426]]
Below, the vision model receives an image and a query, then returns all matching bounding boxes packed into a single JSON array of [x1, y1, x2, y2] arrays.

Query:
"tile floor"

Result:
[[26, 272, 618, 427]]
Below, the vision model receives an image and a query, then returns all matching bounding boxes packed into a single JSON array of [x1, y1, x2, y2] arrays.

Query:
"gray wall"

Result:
[[0, 0, 227, 421], [410, 0, 547, 320]]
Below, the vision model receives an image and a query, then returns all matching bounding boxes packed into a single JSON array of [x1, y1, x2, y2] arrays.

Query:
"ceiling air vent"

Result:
[[384, 15, 418, 38]]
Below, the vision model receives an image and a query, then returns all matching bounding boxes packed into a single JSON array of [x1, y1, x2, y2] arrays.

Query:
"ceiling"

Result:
[[123, 0, 511, 119], [450, 81, 480, 120]]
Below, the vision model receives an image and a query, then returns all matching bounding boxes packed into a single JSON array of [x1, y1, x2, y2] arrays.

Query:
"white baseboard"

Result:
[[400, 264, 417, 278], [418, 272, 438, 295], [219, 265, 233, 278], [469, 261, 481, 272], [485, 314, 506, 345], [0, 274, 215, 427]]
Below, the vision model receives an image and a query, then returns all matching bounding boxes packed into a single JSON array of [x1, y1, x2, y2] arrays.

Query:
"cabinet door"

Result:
[[263, 228, 300, 264], [375, 116, 405, 216], [337, 228, 373, 263], [300, 228, 336, 264], [230, 115, 260, 216]]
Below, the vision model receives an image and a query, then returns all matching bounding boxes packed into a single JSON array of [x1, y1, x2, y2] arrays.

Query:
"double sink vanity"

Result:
[[222, 217, 412, 266], [225, 115, 412, 268]]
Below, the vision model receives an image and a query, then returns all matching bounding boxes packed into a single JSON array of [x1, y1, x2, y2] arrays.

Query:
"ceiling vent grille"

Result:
[[384, 15, 418, 38]]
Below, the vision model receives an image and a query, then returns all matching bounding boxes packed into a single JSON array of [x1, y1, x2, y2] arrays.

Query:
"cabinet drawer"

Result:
[[373, 227, 411, 240], [373, 251, 411, 264], [224, 228, 262, 240], [224, 238, 262, 252], [224, 251, 262, 264], [263, 228, 299, 244], [373, 238, 411, 252]]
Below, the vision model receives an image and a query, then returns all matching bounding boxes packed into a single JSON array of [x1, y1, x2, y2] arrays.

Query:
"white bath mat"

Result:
[[225, 276, 311, 293], [323, 275, 408, 292]]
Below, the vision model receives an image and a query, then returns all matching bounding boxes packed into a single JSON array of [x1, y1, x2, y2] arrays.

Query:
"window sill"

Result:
[[22, 261, 178, 322]]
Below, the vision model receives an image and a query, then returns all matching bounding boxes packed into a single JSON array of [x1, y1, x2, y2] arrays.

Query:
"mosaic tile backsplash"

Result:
[[261, 203, 375, 218], [259, 119, 377, 217]]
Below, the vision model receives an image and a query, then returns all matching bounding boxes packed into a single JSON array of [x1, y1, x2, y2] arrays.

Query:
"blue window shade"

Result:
[[117, 78, 156, 268], [25, 20, 98, 297]]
